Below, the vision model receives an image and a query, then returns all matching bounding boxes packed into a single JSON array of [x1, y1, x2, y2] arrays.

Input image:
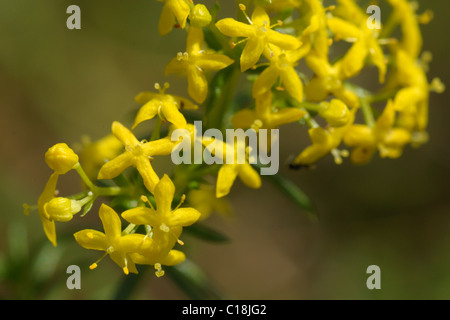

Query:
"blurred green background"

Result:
[[1, 0, 449, 299]]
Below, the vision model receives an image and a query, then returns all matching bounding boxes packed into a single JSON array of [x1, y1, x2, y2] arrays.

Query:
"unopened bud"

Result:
[[44, 197, 81, 222], [45, 143, 79, 174], [319, 99, 350, 127], [189, 4, 212, 28]]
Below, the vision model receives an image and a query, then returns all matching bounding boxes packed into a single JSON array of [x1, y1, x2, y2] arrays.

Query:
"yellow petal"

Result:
[[344, 125, 375, 147], [196, 53, 234, 71], [158, 1, 175, 36], [280, 66, 303, 102], [118, 234, 153, 253], [327, 17, 361, 40], [267, 30, 301, 50], [216, 164, 239, 198], [41, 216, 57, 247], [337, 40, 368, 79], [269, 108, 306, 128], [73, 229, 108, 251], [215, 18, 255, 38], [161, 101, 187, 128], [154, 174, 175, 213], [132, 100, 160, 129], [240, 36, 265, 72], [135, 155, 160, 193], [141, 137, 177, 156], [164, 57, 188, 76], [186, 26, 204, 55], [160, 250, 186, 266], [122, 207, 157, 226], [167, 0, 190, 29], [251, 6, 270, 26], [99, 204, 122, 242], [112, 121, 139, 147], [170, 208, 201, 227], [237, 164, 261, 189], [252, 65, 279, 98], [187, 65, 208, 103], [97, 152, 132, 180], [350, 146, 376, 165]]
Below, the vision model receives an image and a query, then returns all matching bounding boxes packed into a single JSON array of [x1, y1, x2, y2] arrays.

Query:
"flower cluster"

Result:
[[25, 0, 443, 277]]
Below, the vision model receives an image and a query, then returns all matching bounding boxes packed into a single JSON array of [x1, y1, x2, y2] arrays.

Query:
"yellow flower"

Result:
[[291, 108, 356, 167], [386, 0, 423, 59], [74, 204, 153, 275], [252, 44, 308, 102], [79, 134, 124, 181], [343, 100, 411, 164], [203, 138, 262, 198], [97, 121, 176, 193], [327, 6, 387, 83], [304, 51, 360, 109], [318, 99, 351, 127], [165, 27, 234, 104], [215, 5, 301, 72], [45, 143, 79, 175], [232, 90, 305, 131], [188, 184, 233, 221], [35, 172, 59, 247], [122, 174, 200, 249], [387, 49, 430, 134], [133, 82, 197, 129], [157, 0, 191, 36]]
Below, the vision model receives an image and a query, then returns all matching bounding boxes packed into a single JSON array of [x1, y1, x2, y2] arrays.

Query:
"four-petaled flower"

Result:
[[74, 204, 153, 275], [252, 44, 308, 102], [215, 6, 302, 72], [203, 138, 262, 198], [133, 82, 197, 129], [343, 100, 411, 164], [122, 174, 201, 250], [165, 27, 235, 104], [97, 121, 176, 193]]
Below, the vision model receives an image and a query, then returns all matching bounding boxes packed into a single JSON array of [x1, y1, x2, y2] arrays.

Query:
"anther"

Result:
[[154, 263, 165, 278], [238, 3, 253, 25]]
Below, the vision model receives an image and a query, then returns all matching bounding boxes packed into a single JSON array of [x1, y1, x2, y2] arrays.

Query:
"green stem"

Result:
[[360, 98, 375, 127], [74, 163, 97, 191], [150, 117, 162, 141], [204, 64, 241, 132]]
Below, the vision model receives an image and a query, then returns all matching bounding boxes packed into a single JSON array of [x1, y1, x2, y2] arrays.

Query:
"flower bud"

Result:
[[189, 4, 212, 28], [319, 99, 350, 127], [44, 197, 82, 222], [45, 143, 79, 174]]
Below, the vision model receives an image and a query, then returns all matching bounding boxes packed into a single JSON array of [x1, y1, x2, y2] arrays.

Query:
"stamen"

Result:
[[238, 4, 253, 25], [123, 267, 129, 275], [177, 239, 185, 246], [89, 252, 108, 270], [429, 78, 445, 93], [160, 223, 170, 233], [230, 38, 249, 48], [174, 194, 186, 211], [154, 263, 165, 278]]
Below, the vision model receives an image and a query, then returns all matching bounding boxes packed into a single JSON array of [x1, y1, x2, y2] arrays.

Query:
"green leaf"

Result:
[[166, 259, 224, 300], [265, 173, 318, 222], [184, 223, 230, 243]]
